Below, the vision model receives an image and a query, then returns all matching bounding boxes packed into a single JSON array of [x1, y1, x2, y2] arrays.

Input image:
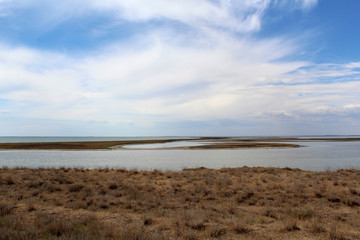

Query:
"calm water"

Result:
[[122, 141, 210, 149], [1, 139, 360, 171]]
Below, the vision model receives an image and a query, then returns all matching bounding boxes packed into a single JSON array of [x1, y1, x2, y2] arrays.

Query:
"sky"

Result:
[[0, 0, 359, 136]]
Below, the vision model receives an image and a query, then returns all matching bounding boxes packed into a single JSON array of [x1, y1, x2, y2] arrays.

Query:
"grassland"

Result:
[[1, 167, 360, 239]]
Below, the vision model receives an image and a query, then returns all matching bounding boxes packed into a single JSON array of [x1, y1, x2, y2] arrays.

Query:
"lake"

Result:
[[1, 138, 360, 171]]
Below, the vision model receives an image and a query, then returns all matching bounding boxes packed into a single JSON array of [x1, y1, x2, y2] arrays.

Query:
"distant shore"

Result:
[[0, 137, 299, 150], [1, 167, 359, 239], [1, 137, 360, 150], [2, 137, 359, 150]]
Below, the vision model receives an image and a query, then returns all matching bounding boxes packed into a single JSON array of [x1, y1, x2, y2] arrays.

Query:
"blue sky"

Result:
[[0, 0, 359, 136]]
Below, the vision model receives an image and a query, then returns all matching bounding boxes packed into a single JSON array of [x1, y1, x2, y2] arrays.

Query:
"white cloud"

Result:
[[1, 28, 359, 130], [272, 0, 318, 11], [344, 62, 360, 69], [0, 30, 304, 123], [300, 0, 318, 10], [1, 0, 358, 136], [87, 0, 271, 32], [0, 0, 316, 32]]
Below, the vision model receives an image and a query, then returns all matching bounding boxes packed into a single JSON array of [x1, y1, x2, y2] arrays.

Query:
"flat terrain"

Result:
[[0, 138, 302, 150], [1, 167, 360, 239], [0, 139, 196, 150], [1, 137, 359, 150]]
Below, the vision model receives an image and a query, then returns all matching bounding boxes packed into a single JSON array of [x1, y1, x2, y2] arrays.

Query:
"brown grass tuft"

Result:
[[0, 202, 13, 216]]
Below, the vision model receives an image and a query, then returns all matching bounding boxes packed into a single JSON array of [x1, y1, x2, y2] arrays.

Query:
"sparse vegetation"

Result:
[[1, 167, 360, 239]]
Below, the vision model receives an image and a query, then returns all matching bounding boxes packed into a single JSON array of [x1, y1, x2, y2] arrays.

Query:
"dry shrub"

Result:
[[34, 213, 112, 239], [292, 208, 315, 220], [237, 190, 254, 203], [282, 219, 300, 232], [207, 225, 226, 238], [348, 188, 359, 195], [307, 219, 326, 235], [314, 191, 324, 198], [215, 174, 233, 190], [183, 210, 207, 231], [27, 181, 43, 189], [329, 226, 348, 240], [142, 215, 154, 226], [0, 202, 13, 216], [185, 217, 206, 231], [66, 199, 88, 210], [27, 205, 36, 212], [98, 187, 108, 195], [182, 229, 198, 240], [264, 209, 278, 219], [68, 183, 84, 192], [342, 196, 360, 207], [118, 223, 167, 240], [232, 220, 252, 234], [5, 176, 14, 185], [43, 182, 61, 192], [124, 185, 141, 201], [0, 215, 39, 240], [108, 183, 118, 190]]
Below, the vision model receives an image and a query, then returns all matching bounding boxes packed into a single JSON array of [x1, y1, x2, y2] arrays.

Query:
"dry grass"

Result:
[[1, 167, 360, 239]]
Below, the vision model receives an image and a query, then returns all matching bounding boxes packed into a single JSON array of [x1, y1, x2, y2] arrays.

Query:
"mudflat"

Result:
[[0, 139, 195, 150], [1, 137, 359, 150], [1, 167, 360, 239], [0, 137, 302, 150]]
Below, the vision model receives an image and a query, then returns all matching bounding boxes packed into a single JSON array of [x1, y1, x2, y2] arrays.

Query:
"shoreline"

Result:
[[3, 136, 360, 150], [1, 166, 359, 239]]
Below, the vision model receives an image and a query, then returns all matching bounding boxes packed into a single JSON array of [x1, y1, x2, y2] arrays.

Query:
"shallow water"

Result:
[[122, 141, 209, 149], [1, 141, 360, 171]]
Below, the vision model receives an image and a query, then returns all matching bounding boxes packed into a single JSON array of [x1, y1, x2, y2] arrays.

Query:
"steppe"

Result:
[[1, 167, 360, 239]]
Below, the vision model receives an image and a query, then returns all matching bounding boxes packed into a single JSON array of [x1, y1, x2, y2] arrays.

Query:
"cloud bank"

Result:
[[1, 0, 359, 136]]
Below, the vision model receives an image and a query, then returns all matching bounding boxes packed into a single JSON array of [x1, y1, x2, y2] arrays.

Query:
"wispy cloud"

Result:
[[272, 0, 318, 10], [1, 0, 359, 136], [0, 0, 317, 33]]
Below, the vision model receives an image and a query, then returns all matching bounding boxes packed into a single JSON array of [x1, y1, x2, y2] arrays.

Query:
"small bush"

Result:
[[292, 208, 314, 220], [308, 220, 326, 234], [43, 182, 61, 192], [233, 221, 251, 234], [5, 176, 14, 185], [143, 216, 154, 226], [118, 223, 166, 240], [329, 226, 348, 240], [68, 183, 84, 192], [182, 229, 198, 240], [208, 225, 226, 238], [27, 205, 36, 212], [108, 183, 118, 190], [0, 202, 13, 216], [349, 188, 359, 195], [282, 219, 300, 232]]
